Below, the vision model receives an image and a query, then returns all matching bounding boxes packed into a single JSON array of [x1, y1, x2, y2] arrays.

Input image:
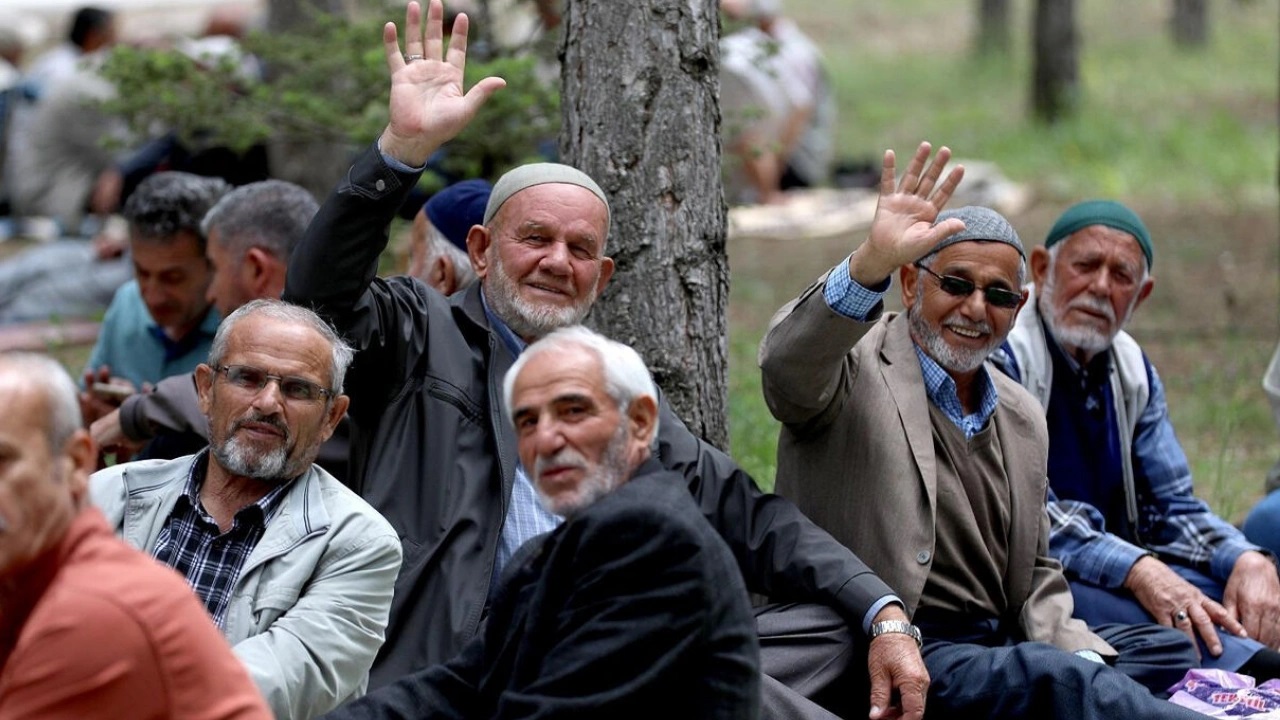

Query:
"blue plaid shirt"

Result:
[[997, 345, 1263, 587], [482, 292, 563, 589], [824, 257, 999, 436], [153, 450, 291, 628]]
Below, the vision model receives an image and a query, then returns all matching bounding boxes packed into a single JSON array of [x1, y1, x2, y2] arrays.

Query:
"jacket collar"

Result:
[[879, 314, 938, 511], [118, 454, 332, 564]]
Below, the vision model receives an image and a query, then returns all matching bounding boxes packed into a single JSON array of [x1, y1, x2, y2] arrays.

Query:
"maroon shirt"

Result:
[[0, 507, 271, 719]]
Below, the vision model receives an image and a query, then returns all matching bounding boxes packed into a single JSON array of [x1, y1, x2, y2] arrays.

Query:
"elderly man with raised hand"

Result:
[[0, 352, 270, 719], [760, 143, 1204, 719], [324, 326, 761, 719], [90, 299, 402, 720], [284, 3, 928, 719], [989, 199, 1280, 679]]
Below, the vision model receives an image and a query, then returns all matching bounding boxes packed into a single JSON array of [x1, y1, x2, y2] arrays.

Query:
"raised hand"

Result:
[[848, 142, 965, 287], [379, 0, 507, 167]]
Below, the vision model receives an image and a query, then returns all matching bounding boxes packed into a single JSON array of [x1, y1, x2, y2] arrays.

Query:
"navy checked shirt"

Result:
[[153, 450, 291, 628]]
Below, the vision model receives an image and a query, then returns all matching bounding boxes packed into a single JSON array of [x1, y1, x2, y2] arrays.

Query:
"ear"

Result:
[[195, 363, 215, 417], [627, 394, 659, 458], [243, 248, 281, 297], [62, 429, 97, 504], [1030, 246, 1051, 288], [595, 256, 615, 297], [899, 263, 920, 310], [1133, 274, 1155, 312], [467, 225, 492, 279], [317, 394, 350, 444], [429, 254, 457, 296]]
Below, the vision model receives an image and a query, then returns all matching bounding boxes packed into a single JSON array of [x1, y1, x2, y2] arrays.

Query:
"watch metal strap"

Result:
[[869, 619, 923, 648]]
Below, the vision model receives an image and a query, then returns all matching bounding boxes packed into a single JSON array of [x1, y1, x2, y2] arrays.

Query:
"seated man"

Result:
[[81, 171, 230, 422], [286, 4, 928, 718], [90, 299, 402, 719], [989, 200, 1280, 673], [1242, 340, 1280, 554], [88, 180, 350, 477], [0, 352, 270, 719], [760, 143, 1202, 718], [719, 0, 834, 205], [324, 326, 760, 718], [406, 178, 488, 296]]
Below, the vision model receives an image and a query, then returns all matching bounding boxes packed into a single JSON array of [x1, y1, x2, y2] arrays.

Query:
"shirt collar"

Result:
[[912, 344, 1000, 429], [146, 307, 221, 363], [180, 449, 292, 529]]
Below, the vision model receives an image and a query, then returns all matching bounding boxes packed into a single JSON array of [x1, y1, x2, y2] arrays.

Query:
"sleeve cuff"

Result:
[[861, 595, 904, 635], [822, 254, 889, 321], [376, 138, 427, 173]]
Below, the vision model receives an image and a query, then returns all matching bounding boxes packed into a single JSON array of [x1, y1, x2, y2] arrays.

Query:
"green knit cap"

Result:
[[1045, 200, 1153, 269]]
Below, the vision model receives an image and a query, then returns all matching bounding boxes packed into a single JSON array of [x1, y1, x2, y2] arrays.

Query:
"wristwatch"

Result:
[[870, 619, 923, 648]]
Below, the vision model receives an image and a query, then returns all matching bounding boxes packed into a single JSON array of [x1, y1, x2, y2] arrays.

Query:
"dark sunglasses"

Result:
[[213, 364, 333, 403], [914, 263, 1022, 309]]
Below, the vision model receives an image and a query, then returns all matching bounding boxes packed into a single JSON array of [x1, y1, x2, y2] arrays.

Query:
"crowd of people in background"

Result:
[[1, 1, 1278, 719]]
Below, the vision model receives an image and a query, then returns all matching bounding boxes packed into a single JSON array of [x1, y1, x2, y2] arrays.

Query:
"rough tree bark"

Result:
[[976, 0, 1011, 56], [559, 0, 730, 449], [1032, 0, 1079, 123], [1171, 0, 1209, 47]]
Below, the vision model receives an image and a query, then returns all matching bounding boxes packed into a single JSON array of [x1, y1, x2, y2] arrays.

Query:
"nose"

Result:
[[537, 241, 572, 276], [1087, 268, 1112, 295], [957, 286, 988, 318], [533, 416, 566, 457], [249, 379, 286, 415]]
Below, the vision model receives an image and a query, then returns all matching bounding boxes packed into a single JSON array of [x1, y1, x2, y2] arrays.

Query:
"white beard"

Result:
[[485, 256, 593, 340], [908, 301, 1000, 374]]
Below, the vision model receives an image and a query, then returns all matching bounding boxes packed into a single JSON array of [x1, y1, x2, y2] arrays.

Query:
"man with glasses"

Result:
[[89, 299, 402, 720], [760, 144, 1203, 719], [989, 200, 1280, 678]]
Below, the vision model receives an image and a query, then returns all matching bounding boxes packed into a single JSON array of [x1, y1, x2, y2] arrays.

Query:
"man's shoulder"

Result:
[[992, 370, 1049, 440], [89, 455, 191, 505], [585, 468, 712, 541]]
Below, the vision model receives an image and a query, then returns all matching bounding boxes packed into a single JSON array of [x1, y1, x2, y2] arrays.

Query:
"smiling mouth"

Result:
[[947, 326, 985, 340]]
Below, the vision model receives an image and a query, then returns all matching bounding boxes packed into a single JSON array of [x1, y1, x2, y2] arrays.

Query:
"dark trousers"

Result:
[[1069, 568, 1264, 671], [922, 623, 1202, 720], [755, 603, 862, 720]]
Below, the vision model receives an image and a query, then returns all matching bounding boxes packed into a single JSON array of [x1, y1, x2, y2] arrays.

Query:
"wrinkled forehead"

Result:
[[494, 183, 611, 240]]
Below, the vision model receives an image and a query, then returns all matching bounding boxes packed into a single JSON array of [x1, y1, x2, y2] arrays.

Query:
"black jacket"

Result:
[[284, 144, 894, 688], [321, 461, 761, 720]]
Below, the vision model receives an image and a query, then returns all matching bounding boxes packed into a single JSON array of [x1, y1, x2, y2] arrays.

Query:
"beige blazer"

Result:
[[759, 275, 1112, 655]]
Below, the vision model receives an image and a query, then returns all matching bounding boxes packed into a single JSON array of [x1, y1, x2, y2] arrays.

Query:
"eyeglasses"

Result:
[[914, 263, 1022, 309], [212, 364, 333, 403]]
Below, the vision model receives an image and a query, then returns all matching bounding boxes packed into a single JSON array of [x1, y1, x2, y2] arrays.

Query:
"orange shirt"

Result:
[[0, 507, 271, 720]]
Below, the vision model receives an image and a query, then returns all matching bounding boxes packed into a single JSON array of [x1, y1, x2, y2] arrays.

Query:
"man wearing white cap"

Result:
[[285, 2, 928, 719]]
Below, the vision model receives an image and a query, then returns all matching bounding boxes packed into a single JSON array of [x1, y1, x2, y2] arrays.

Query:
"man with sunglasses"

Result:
[[990, 200, 1280, 678], [89, 299, 402, 720], [760, 144, 1203, 719]]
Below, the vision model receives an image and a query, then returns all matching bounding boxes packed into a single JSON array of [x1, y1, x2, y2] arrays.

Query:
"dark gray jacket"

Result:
[[284, 144, 894, 688]]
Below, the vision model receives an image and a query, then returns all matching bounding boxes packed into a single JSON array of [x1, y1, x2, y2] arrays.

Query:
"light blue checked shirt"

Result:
[[482, 293, 563, 590], [823, 257, 999, 437]]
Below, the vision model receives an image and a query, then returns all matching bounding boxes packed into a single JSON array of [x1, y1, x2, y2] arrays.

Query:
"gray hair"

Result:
[[123, 172, 231, 251], [0, 352, 82, 450], [201, 180, 318, 263], [208, 299, 354, 394], [503, 325, 658, 435], [423, 223, 478, 290]]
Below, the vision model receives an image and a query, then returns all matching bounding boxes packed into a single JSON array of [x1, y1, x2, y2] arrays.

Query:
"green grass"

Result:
[[725, 0, 1280, 517]]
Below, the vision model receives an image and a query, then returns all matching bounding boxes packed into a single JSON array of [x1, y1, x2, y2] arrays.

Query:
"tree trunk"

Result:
[[975, 0, 1011, 55], [559, 0, 729, 449], [266, 0, 361, 200], [1031, 0, 1078, 123], [1171, 0, 1209, 47]]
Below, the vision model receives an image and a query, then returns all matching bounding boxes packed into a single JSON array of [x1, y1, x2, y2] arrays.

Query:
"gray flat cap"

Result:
[[929, 206, 1024, 258]]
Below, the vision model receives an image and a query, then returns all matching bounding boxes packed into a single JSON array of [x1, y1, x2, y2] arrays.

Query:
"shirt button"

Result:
[[375, 179, 386, 192], [916, 550, 931, 564]]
